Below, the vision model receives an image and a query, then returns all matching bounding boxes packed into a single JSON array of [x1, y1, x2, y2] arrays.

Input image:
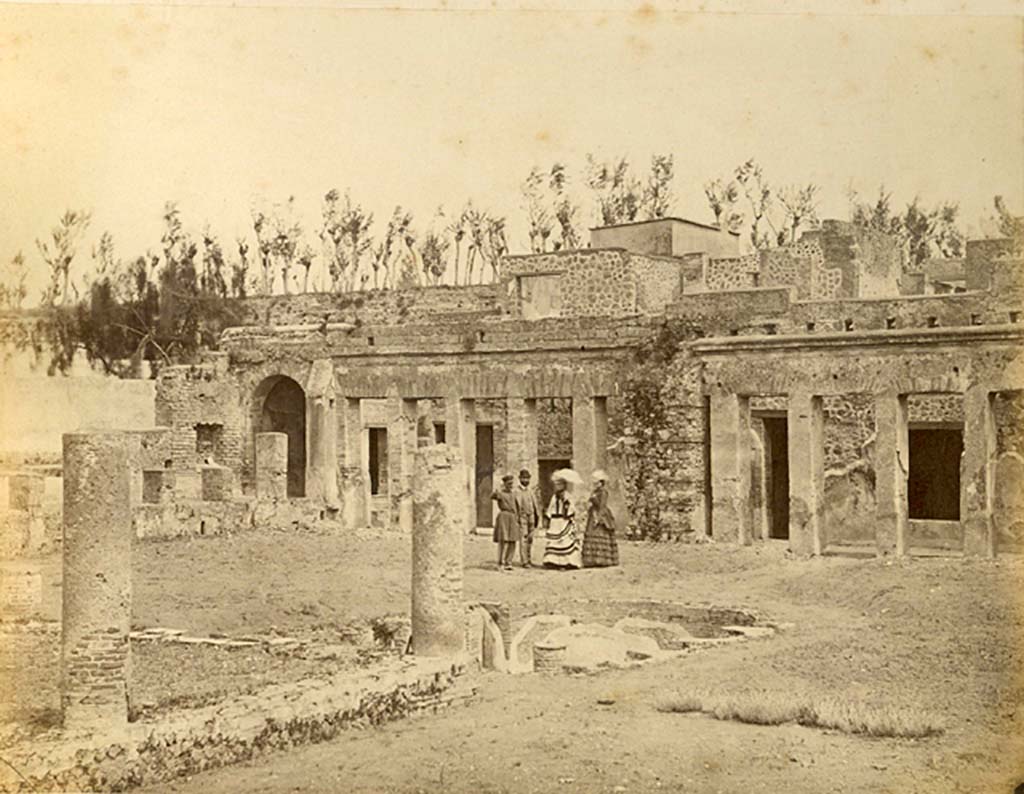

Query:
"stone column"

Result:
[[340, 398, 367, 528], [874, 392, 909, 556], [307, 393, 339, 508], [254, 432, 288, 501], [962, 386, 996, 557], [411, 445, 467, 657], [61, 431, 131, 730], [709, 392, 753, 545], [445, 393, 476, 533], [572, 395, 609, 489], [506, 398, 539, 485], [787, 393, 826, 555], [9, 474, 45, 552], [387, 392, 417, 532]]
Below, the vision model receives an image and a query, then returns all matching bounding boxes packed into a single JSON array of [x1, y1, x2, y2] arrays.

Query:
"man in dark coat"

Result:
[[512, 468, 541, 567]]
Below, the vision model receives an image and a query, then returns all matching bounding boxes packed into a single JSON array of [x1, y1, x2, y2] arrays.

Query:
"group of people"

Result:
[[491, 467, 619, 571]]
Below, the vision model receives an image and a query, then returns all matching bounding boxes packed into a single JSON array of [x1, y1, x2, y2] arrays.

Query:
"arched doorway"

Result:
[[255, 375, 306, 497]]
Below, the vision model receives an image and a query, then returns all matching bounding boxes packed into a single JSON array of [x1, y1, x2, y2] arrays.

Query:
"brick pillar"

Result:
[[787, 393, 825, 556], [445, 394, 476, 533], [709, 392, 753, 545], [61, 431, 131, 730], [411, 445, 467, 657], [572, 395, 608, 490], [340, 398, 367, 528], [506, 398, 539, 485], [254, 432, 288, 501], [307, 393, 339, 508], [874, 392, 909, 556], [387, 392, 417, 532], [962, 386, 996, 557]]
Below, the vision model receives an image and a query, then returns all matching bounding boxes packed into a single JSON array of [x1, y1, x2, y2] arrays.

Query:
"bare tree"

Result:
[[372, 207, 414, 289], [735, 159, 777, 249], [0, 252, 29, 310], [703, 178, 742, 231], [37, 209, 91, 306], [777, 183, 821, 243], [521, 167, 553, 253], [232, 238, 251, 298]]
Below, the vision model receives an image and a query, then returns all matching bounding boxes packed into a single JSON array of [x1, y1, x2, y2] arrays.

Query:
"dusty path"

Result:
[[116, 530, 1024, 794]]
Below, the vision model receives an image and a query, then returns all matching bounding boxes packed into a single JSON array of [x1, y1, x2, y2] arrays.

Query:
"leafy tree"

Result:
[[586, 155, 642, 226], [849, 186, 965, 269], [549, 163, 581, 251], [641, 154, 674, 220], [993, 195, 1023, 256], [37, 209, 91, 306], [232, 238, 251, 299]]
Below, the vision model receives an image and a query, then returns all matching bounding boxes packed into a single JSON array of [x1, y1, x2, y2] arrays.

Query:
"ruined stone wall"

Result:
[[0, 659, 471, 794], [631, 254, 684, 313], [703, 254, 759, 292], [503, 250, 637, 317], [155, 356, 245, 473], [236, 285, 509, 328]]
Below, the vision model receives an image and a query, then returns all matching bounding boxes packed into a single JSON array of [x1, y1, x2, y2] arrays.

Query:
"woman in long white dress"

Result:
[[542, 471, 582, 570]]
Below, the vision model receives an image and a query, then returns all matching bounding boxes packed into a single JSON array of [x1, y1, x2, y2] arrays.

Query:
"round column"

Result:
[[411, 445, 467, 657], [61, 431, 131, 730]]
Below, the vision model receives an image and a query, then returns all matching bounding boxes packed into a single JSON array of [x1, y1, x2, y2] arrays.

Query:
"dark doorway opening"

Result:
[[475, 424, 495, 528], [762, 417, 790, 539], [256, 375, 306, 497], [538, 458, 572, 516], [368, 428, 388, 496], [908, 427, 962, 520], [434, 423, 446, 444]]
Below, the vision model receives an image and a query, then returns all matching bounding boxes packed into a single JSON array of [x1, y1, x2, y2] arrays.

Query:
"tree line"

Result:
[[1, 154, 1020, 378]]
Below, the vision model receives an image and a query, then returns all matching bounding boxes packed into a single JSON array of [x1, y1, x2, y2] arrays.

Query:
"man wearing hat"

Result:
[[512, 468, 541, 567], [491, 473, 519, 571]]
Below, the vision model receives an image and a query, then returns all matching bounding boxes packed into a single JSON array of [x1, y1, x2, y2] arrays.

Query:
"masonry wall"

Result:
[[235, 284, 510, 328]]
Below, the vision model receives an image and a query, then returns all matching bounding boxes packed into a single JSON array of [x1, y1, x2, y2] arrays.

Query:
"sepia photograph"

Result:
[[0, 0, 1022, 791]]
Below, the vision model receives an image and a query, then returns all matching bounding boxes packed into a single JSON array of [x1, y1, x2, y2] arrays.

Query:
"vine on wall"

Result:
[[616, 321, 694, 540]]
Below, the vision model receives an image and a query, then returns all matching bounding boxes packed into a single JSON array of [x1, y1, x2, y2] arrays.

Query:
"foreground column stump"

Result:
[[255, 432, 288, 500], [61, 431, 132, 730], [411, 445, 467, 657]]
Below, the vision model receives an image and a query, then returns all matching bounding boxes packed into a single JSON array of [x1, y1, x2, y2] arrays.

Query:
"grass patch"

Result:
[[657, 690, 944, 738]]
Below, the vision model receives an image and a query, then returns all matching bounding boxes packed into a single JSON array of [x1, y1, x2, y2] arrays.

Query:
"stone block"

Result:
[[255, 432, 288, 501], [201, 465, 232, 502]]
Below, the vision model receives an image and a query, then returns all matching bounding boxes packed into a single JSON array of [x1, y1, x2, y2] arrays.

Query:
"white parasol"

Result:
[[551, 468, 585, 487]]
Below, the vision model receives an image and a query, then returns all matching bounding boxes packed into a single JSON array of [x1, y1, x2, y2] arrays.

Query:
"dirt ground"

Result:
[[8, 527, 1024, 792]]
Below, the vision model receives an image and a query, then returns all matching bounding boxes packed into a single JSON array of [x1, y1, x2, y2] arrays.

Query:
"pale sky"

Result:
[[1, 2, 1022, 298]]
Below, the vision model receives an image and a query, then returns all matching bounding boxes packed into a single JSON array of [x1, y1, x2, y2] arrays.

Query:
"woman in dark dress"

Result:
[[492, 474, 520, 571], [582, 470, 619, 568]]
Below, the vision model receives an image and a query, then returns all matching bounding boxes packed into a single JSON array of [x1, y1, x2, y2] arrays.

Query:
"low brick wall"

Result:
[[0, 657, 472, 793]]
